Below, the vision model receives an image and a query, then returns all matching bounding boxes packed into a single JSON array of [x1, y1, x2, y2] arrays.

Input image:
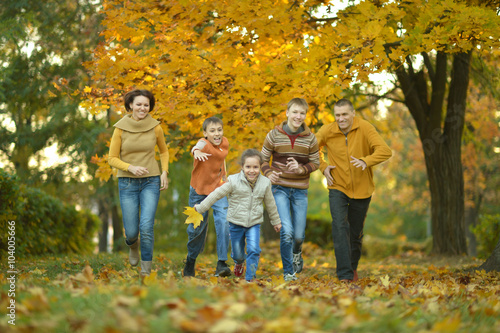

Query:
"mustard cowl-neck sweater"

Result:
[[108, 114, 169, 178]]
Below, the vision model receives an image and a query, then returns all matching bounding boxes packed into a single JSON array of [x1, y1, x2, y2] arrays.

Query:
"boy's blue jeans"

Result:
[[118, 176, 160, 262], [229, 223, 261, 281], [272, 185, 308, 275], [187, 186, 229, 261], [328, 189, 371, 280]]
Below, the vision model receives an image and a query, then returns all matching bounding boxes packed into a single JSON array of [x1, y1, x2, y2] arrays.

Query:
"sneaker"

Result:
[[183, 257, 196, 277], [284, 273, 298, 282], [292, 252, 303, 273], [215, 260, 231, 277], [234, 263, 244, 277]]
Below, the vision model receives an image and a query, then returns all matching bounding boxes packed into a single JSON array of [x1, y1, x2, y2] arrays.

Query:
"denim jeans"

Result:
[[328, 189, 371, 280], [229, 223, 261, 281], [187, 186, 229, 261], [118, 176, 161, 262], [272, 185, 308, 275]]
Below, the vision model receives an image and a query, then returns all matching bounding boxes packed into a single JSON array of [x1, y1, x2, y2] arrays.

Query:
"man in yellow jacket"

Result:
[[316, 98, 392, 282]]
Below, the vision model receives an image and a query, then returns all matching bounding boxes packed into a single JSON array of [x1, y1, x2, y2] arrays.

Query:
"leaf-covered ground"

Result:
[[1, 242, 499, 333]]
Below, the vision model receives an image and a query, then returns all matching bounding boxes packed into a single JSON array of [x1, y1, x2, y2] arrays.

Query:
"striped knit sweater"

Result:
[[261, 121, 320, 189]]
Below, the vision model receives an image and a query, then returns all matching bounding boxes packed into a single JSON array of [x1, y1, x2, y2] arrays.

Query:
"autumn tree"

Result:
[[320, 1, 498, 256], [0, 1, 127, 253], [0, 0, 102, 184], [85, 0, 499, 255], [365, 99, 430, 240], [461, 52, 500, 256]]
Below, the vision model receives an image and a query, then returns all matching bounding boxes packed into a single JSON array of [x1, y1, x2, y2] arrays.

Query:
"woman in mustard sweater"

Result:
[[108, 89, 169, 276]]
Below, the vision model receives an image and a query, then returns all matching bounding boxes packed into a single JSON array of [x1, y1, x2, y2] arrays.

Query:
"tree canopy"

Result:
[[0, 0, 103, 185], [85, 0, 498, 161]]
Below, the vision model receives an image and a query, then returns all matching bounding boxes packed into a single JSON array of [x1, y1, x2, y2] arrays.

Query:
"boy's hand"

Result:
[[273, 223, 282, 232], [286, 157, 303, 175], [267, 171, 282, 183], [193, 150, 212, 161]]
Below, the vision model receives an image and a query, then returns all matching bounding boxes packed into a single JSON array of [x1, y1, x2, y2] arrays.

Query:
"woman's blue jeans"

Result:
[[328, 189, 371, 280], [229, 223, 261, 281], [187, 186, 229, 262], [118, 176, 160, 262], [272, 185, 308, 275]]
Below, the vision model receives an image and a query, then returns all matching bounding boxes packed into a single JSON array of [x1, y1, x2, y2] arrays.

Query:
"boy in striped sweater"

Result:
[[261, 98, 320, 281]]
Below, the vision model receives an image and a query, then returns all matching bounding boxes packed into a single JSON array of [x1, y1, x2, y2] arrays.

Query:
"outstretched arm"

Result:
[[195, 182, 233, 214]]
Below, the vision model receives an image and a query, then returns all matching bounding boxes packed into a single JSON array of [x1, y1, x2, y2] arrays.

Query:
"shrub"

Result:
[[305, 216, 332, 247], [362, 235, 431, 259], [470, 214, 500, 259], [0, 169, 20, 222], [0, 169, 100, 257]]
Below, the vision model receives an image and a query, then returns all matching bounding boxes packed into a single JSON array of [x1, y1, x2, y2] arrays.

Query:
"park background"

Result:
[[1, 0, 499, 332]]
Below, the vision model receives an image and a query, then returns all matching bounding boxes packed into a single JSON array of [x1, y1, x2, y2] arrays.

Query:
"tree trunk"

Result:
[[478, 238, 500, 272], [394, 51, 471, 255], [464, 205, 479, 257], [97, 199, 109, 253], [111, 185, 125, 252], [424, 132, 467, 255], [12, 144, 32, 182]]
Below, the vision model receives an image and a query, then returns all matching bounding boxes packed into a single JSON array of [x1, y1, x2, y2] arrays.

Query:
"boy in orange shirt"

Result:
[[183, 117, 231, 277]]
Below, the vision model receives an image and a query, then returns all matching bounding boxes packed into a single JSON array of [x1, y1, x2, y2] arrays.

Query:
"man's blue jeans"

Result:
[[118, 176, 161, 262], [272, 185, 308, 275], [229, 223, 261, 281], [329, 189, 371, 280], [187, 186, 229, 261]]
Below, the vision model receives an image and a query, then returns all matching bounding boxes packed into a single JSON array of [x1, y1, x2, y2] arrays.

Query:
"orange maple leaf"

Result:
[[183, 206, 203, 229]]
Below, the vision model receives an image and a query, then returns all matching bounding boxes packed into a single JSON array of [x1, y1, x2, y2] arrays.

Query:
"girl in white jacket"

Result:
[[195, 149, 282, 282]]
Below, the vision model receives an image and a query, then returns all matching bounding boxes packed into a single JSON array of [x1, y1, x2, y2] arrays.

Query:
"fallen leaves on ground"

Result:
[[1, 242, 499, 333]]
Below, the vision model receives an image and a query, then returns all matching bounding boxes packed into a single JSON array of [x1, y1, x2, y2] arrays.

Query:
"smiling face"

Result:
[[243, 156, 261, 182], [286, 103, 307, 132], [129, 95, 150, 121], [203, 122, 223, 146], [334, 105, 355, 133]]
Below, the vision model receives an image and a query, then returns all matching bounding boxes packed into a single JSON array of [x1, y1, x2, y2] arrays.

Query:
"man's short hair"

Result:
[[334, 98, 354, 111]]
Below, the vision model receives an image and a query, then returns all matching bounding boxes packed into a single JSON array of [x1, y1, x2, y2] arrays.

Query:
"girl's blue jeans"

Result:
[[229, 223, 261, 281]]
